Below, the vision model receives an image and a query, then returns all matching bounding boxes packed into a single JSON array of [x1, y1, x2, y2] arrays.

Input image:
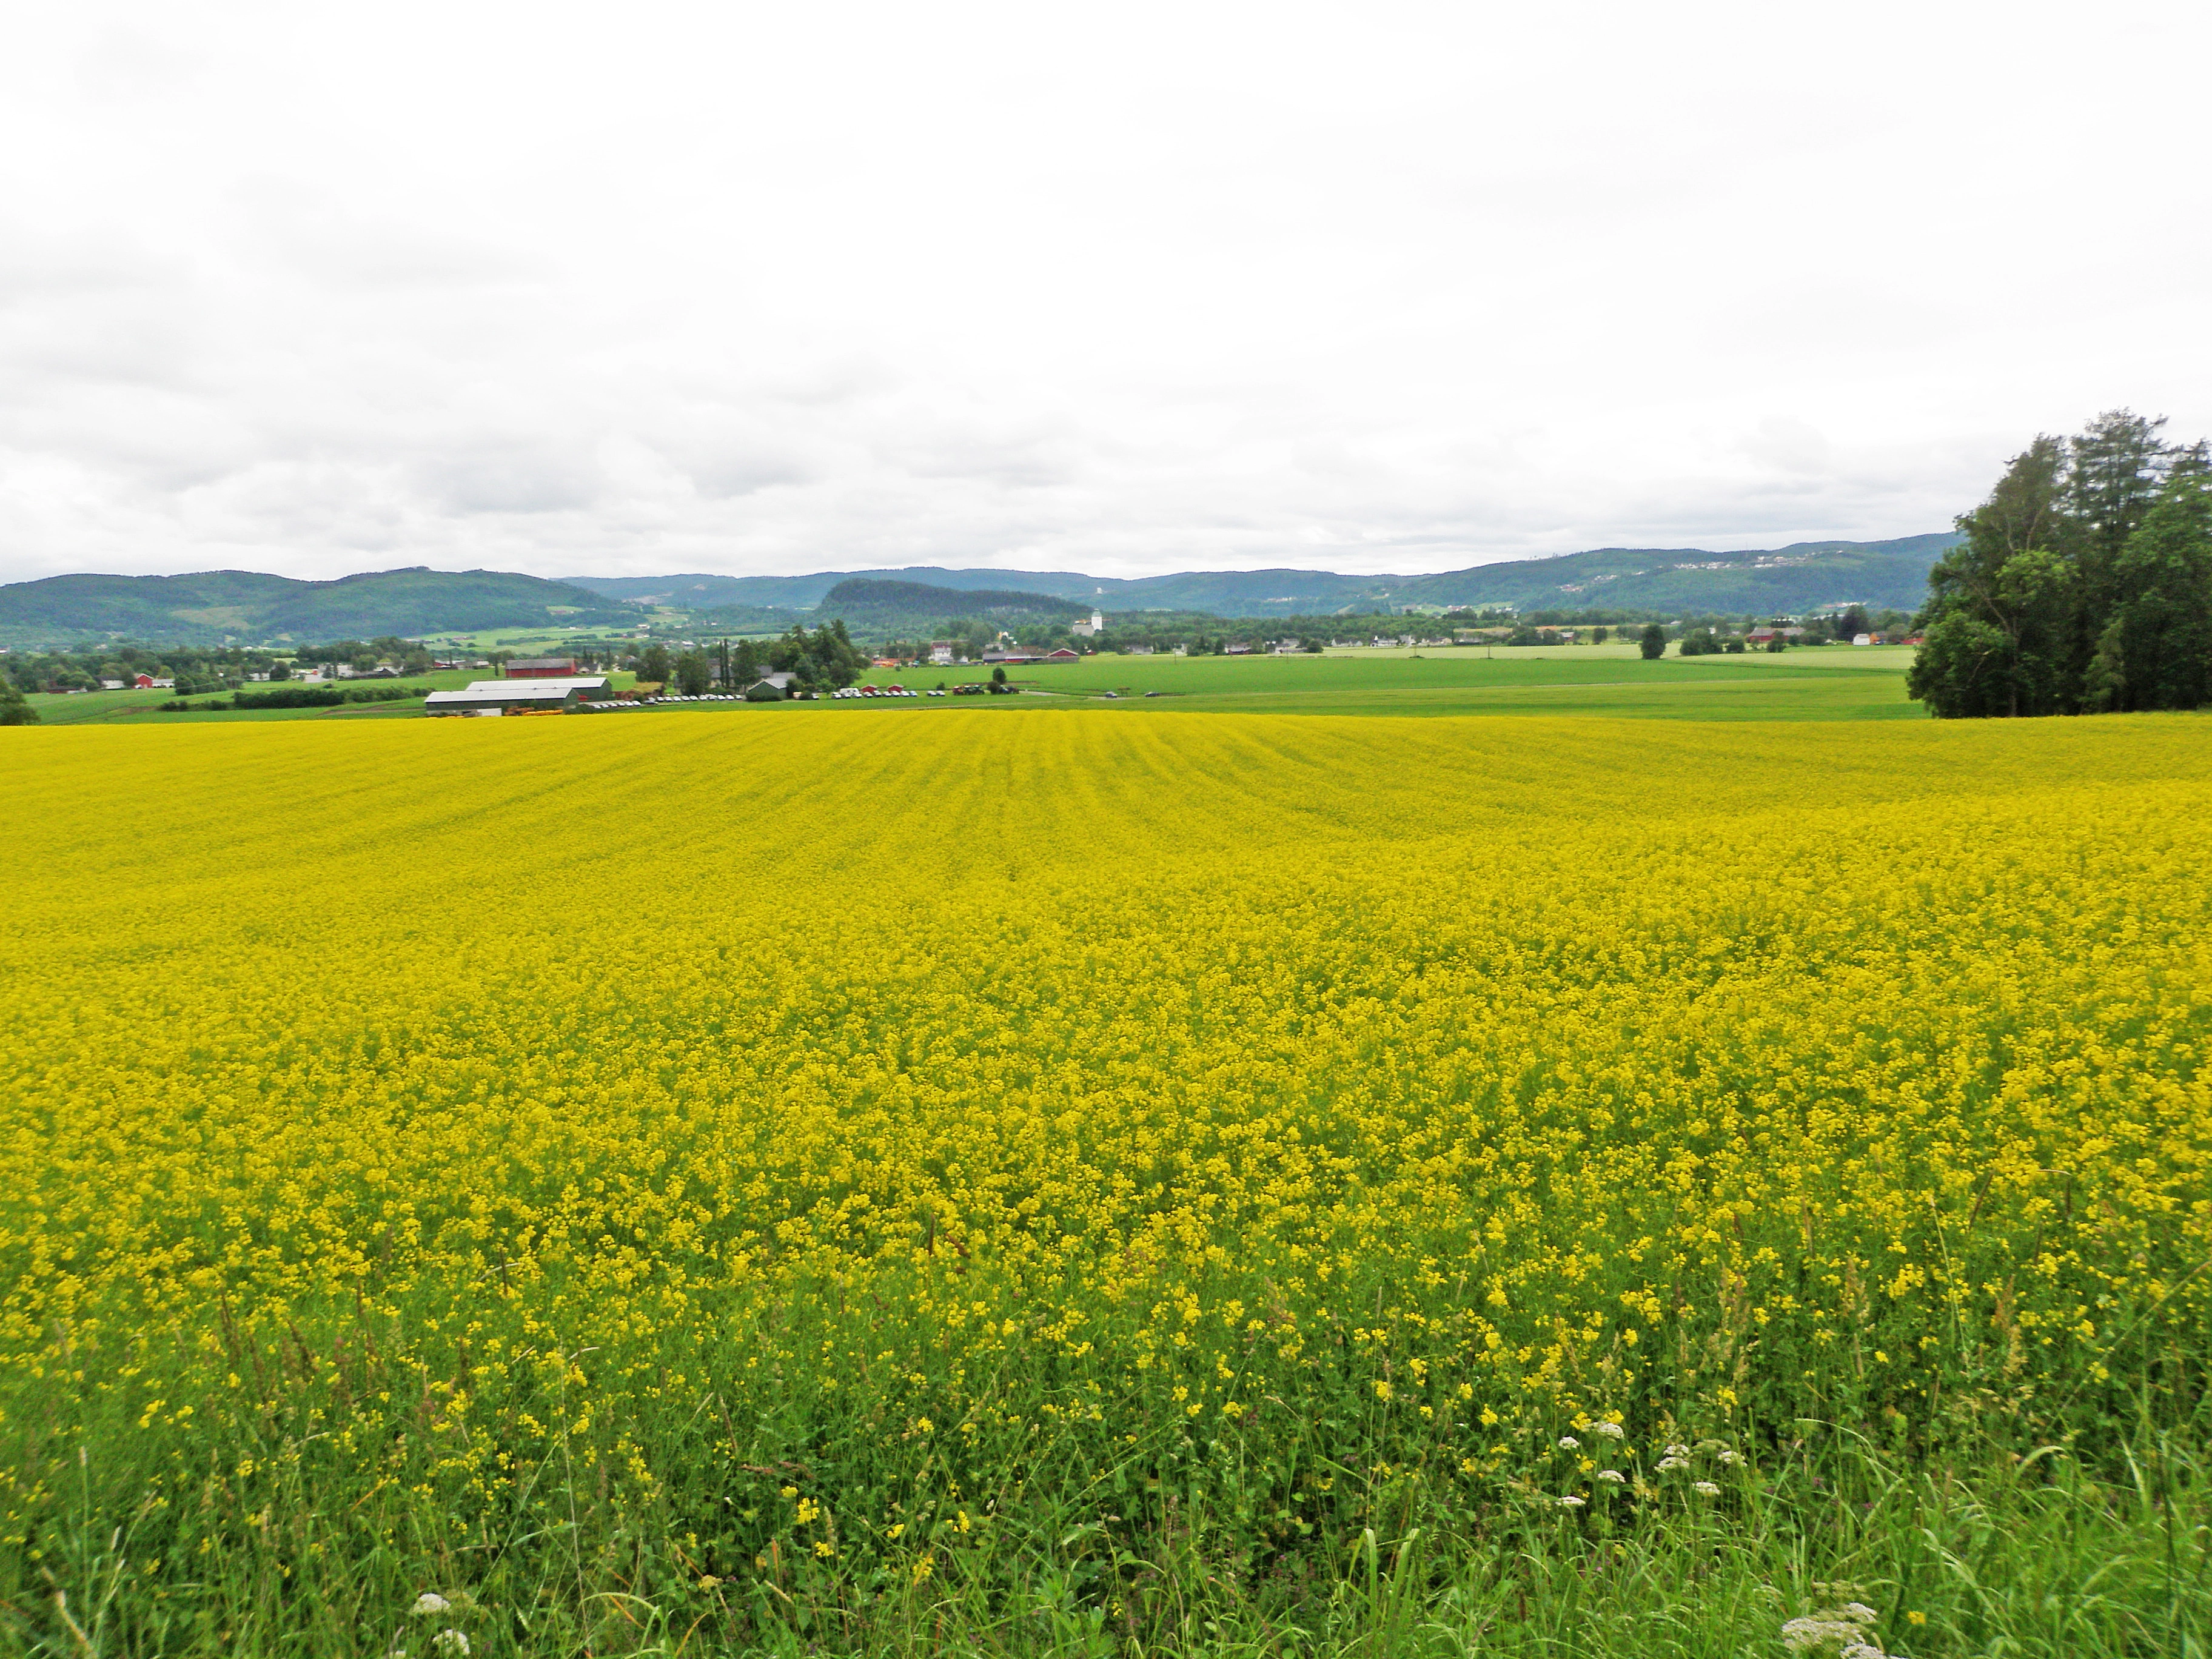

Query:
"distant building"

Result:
[[1124, 644, 1154, 655], [1043, 648, 1081, 662], [133, 673, 156, 688], [423, 677, 609, 716], [505, 656, 582, 679], [1069, 608, 1105, 638], [930, 641, 954, 665]]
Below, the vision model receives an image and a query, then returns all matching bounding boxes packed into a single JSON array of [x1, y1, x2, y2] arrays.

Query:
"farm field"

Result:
[[937, 644, 1923, 720], [2, 713, 2208, 1657], [16, 645, 1919, 726], [18, 670, 482, 726]]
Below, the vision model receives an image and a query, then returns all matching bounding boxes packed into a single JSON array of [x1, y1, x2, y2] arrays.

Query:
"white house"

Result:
[[1069, 608, 1105, 638]]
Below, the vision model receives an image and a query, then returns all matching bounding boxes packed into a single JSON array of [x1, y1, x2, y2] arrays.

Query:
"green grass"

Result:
[[19, 1416, 2206, 1657], [19, 669, 641, 726], [845, 644, 1926, 721], [20, 647, 1922, 726]]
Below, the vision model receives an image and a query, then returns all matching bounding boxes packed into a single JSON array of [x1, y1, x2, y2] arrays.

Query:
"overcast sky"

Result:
[[4, 0, 2208, 585]]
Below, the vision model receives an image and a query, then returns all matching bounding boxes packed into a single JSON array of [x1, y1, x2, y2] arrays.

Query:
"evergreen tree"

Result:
[[2085, 444, 2212, 712]]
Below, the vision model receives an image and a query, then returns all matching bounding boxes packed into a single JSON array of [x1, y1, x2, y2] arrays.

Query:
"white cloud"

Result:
[[1, 0, 2207, 583]]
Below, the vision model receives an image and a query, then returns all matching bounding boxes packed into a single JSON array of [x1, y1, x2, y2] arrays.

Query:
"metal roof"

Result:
[[425, 684, 581, 707]]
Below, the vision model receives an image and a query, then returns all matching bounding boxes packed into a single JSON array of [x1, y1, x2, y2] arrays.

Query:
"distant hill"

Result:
[[0, 568, 635, 645], [817, 577, 1089, 630], [4, 535, 1956, 646], [569, 535, 1956, 619]]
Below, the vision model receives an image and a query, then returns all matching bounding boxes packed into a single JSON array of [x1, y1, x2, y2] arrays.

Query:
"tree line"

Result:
[[1910, 411, 2210, 717]]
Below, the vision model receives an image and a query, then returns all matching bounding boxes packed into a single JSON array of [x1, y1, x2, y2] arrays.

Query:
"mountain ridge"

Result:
[[571, 534, 1956, 618], [0, 534, 1959, 644], [0, 567, 632, 645]]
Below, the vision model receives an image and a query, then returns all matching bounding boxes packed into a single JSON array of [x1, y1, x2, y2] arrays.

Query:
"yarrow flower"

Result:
[[1557, 1435, 1580, 1450], [1781, 1603, 1886, 1657], [1594, 1421, 1624, 1438], [1557, 1495, 1585, 1508], [411, 1594, 451, 1617], [432, 1632, 470, 1657], [1665, 1443, 1690, 1459], [1597, 1469, 1625, 1483], [1694, 1480, 1721, 1496], [1657, 1456, 1689, 1472], [1718, 1448, 1741, 1466]]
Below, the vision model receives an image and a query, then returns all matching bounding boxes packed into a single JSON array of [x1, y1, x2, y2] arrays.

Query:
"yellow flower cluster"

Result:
[[1, 712, 2207, 1580]]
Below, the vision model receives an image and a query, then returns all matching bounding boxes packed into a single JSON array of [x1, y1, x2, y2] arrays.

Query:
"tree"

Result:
[[1910, 437, 2071, 717], [638, 643, 672, 685], [2085, 444, 2212, 712], [2059, 410, 2176, 694], [990, 666, 1007, 685], [1910, 414, 2203, 718], [1834, 605, 1871, 641], [1638, 625, 1666, 660], [0, 678, 37, 725], [674, 649, 711, 696]]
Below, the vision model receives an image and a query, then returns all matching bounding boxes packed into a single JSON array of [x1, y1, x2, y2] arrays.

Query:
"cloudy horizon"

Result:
[[4, 0, 2208, 587]]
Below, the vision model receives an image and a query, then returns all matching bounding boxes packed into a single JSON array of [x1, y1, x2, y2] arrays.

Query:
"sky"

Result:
[[3, 0, 2209, 586]]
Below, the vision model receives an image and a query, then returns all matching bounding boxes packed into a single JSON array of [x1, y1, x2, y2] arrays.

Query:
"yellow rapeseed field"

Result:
[[1, 712, 2208, 1648]]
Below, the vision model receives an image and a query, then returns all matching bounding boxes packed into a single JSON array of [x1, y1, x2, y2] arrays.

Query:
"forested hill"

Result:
[[2, 533, 1958, 645], [0, 568, 632, 645], [571, 534, 1956, 618], [817, 578, 1089, 628]]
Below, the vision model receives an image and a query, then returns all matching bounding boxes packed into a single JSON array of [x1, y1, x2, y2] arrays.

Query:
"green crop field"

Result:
[[966, 644, 1923, 719], [16, 646, 1923, 726]]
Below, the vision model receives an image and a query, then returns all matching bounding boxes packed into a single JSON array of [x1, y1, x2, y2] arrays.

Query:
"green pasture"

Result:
[[17, 647, 1923, 725], [882, 643, 1926, 720], [19, 668, 633, 726]]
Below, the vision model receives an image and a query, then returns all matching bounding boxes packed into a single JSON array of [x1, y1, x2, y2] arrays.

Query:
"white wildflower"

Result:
[[1557, 1435, 1580, 1450], [1718, 1449, 1741, 1466], [1665, 1443, 1690, 1459], [1781, 1615, 1863, 1653], [1657, 1455, 1689, 1472], [1597, 1469, 1625, 1483], [1694, 1480, 1720, 1495], [432, 1631, 470, 1657], [1594, 1421, 1624, 1438], [411, 1594, 452, 1618], [1557, 1495, 1586, 1508], [1781, 1604, 1882, 1657]]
